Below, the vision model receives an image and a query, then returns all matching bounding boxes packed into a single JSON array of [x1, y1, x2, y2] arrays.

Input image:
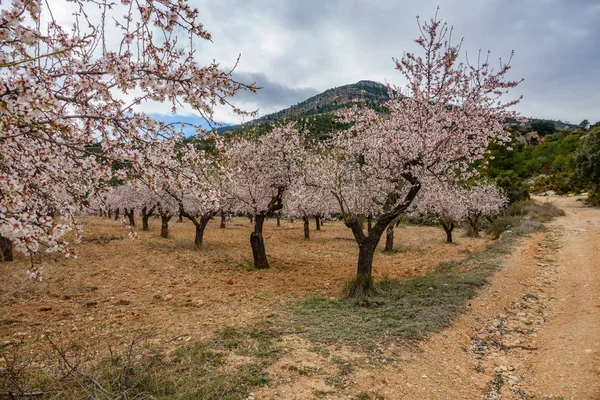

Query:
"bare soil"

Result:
[[0, 217, 485, 351], [2, 195, 598, 399]]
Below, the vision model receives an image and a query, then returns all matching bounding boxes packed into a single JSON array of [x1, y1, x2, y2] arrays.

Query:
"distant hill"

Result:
[[215, 80, 389, 135], [214, 80, 579, 135]]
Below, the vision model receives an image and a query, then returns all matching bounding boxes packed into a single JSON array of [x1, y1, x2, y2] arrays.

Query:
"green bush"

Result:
[[495, 171, 530, 203], [575, 125, 600, 206]]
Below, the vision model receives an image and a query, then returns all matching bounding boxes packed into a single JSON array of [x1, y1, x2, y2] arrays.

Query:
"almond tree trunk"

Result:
[[439, 219, 455, 243], [141, 205, 156, 231], [114, 208, 119, 220], [160, 214, 171, 238], [367, 215, 373, 233], [303, 216, 310, 239], [276, 214, 281, 227], [315, 215, 321, 231], [250, 214, 269, 269], [0, 236, 13, 262], [194, 216, 210, 247], [123, 208, 135, 226], [220, 211, 226, 229], [466, 213, 481, 237], [384, 223, 394, 252], [179, 208, 212, 247], [345, 180, 421, 297]]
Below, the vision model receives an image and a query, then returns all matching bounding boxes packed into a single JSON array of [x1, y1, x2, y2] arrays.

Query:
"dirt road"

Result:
[[377, 195, 600, 399], [516, 196, 600, 399], [254, 196, 600, 399]]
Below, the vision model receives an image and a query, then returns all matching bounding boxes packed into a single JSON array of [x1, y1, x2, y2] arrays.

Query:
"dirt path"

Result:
[[253, 196, 600, 399], [515, 196, 600, 399]]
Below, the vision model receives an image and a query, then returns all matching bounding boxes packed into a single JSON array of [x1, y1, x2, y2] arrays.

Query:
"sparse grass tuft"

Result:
[[292, 269, 489, 345], [343, 276, 379, 298], [380, 247, 404, 255], [522, 201, 565, 222]]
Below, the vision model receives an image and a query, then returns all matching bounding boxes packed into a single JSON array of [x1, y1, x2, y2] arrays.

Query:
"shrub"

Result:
[[575, 125, 600, 205], [483, 199, 564, 238], [495, 171, 530, 203]]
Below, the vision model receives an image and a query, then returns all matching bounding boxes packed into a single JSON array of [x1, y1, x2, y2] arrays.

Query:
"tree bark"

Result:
[[124, 208, 135, 226], [303, 216, 310, 239], [248, 214, 254, 224], [107, 209, 112, 218], [179, 207, 212, 247], [367, 215, 373, 233], [220, 211, 226, 229], [114, 208, 119, 220], [0, 236, 13, 262], [141, 205, 156, 231], [250, 214, 269, 269], [276, 214, 281, 227], [177, 212, 183, 223], [439, 219, 455, 243], [384, 223, 394, 252], [344, 216, 388, 296], [357, 239, 377, 280], [315, 215, 321, 231], [466, 213, 480, 237], [160, 214, 171, 238], [194, 216, 210, 247]]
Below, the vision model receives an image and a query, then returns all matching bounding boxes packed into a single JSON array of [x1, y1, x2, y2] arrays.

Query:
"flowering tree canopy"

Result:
[[313, 13, 521, 295], [463, 183, 508, 237], [283, 181, 337, 239], [412, 180, 469, 243], [0, 0, 253, 268], [225, 123, 306, 268]]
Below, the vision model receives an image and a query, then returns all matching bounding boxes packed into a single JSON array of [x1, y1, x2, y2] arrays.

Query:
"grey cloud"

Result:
[[231, 71, 319, 116], [192, 0, 600, 124]]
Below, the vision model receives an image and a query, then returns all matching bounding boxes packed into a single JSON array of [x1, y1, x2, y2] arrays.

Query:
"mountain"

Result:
[[215, 80, 389, 134], [215, 80, 579, 135]]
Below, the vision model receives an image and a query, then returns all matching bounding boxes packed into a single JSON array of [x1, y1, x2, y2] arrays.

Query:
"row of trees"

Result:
[[1, 2, 519, 294], [102, 159, 507, 249]]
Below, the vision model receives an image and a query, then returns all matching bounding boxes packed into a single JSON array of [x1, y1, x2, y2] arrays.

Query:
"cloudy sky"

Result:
[[181, 0, 598, 126], [46, 0, 599, 126]]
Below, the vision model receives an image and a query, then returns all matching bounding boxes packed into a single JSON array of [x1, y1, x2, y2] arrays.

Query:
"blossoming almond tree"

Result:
[[283, 182, 337, 240], [313, 13, 521, 296], [412, 181, 469, 243], [225, 123, 306, 269], [154, 140, 226, 247], [106, 182, 160, 231], [0, 0, 253, 270], [463, 183, 508, 237]]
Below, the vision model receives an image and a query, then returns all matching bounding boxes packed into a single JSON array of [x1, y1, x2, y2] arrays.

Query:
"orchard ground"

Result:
[[1, 196, 599, 399], [1, 216, 487, 349]]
